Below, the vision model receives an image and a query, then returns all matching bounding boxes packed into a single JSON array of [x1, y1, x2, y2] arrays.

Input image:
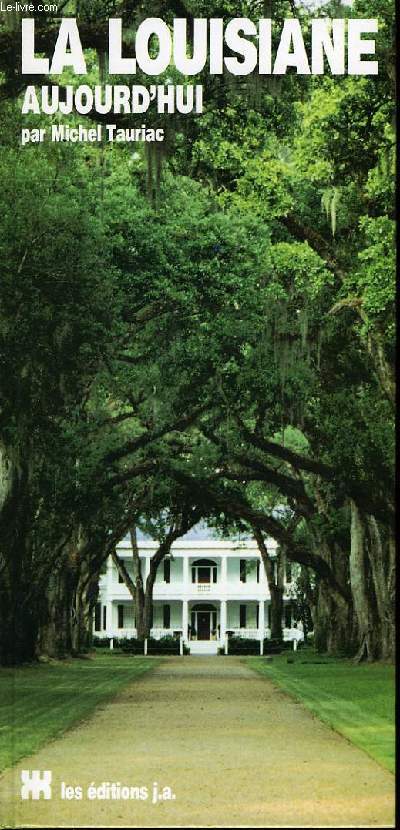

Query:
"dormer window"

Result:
[[191, 559, 217, 584]]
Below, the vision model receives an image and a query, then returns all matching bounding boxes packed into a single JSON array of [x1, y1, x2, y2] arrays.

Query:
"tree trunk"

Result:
[[349, 499, 395, 660], [70, 526, 133, 654], [365, 328, 395, 410], [111, 526, 146, 638], [142, 550, 166, 639], [270, 585, 284, 639], [70, 558, 99, 654], [313, 579, 356, 655], [0, 444, 38, 664], [38, 530, 97, 659], [134, 511, 202, 640], [0, 568, 39, 664], [366, 516, 395, 660], [38, 568, 71, 658], [253, 527, 284, 640], [310, 528, 356, 656], [142, 591, 154, 640], [349, 500, 381, 661], [130, 526, 145, 640]]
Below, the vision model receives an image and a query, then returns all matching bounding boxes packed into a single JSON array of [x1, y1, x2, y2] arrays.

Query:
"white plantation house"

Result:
[[94, 535, 304, 654]]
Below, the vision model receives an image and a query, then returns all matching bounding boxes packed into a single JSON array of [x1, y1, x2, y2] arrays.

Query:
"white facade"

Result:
[[94, 539, 299, 654]]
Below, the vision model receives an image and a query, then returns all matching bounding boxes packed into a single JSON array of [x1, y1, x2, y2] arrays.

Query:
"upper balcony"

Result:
[[101, 551, 294, 601]]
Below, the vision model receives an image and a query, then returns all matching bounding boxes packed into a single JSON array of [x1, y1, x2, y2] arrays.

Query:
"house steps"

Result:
[[189, 641, 219, 655]]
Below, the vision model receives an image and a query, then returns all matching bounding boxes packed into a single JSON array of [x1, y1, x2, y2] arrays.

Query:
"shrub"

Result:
[[95, 635, 188, 656], [119, 637, 145, 655], [147, 636, 180, 655], [93, 636, 111, 648], [226, 637, 261, 655], [117, 635, 183, 655], [263, 638, 283, 654]]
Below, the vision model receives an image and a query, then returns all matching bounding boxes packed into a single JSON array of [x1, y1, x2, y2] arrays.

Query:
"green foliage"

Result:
[[231, 152, 294, 219], [0, 0, 395, 663], [356, 216, 395, 327]]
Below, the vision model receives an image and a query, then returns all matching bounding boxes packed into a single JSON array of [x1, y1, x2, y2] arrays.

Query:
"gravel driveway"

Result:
[[0, 657, 394, 827]]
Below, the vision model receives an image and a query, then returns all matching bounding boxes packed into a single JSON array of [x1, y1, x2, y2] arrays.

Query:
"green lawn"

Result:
[[0, 653, 157, 772], [248, 651, 395, 773]]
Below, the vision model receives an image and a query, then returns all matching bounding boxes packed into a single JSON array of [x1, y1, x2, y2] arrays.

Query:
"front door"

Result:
[[197, 611, 211, 640]]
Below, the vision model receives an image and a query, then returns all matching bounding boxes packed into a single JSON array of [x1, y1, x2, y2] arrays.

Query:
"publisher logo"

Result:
[[21, 770, 52, 800]]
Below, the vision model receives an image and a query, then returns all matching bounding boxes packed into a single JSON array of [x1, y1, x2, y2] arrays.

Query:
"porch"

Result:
[[94, 597, 297, 645]]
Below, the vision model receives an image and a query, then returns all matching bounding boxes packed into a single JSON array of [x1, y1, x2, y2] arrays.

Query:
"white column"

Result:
[[258, 600, 265, 641], [220, 600, 227, 643], [183, 555, 190, 588], [106, 601, 113, 637], [259, 557, 267, 587], [220, 555, 227, 588], [106, 555, 113, 592], [266, 602, 271, 638], [106, 556, 114, 637], [182, 600, 189, 642]]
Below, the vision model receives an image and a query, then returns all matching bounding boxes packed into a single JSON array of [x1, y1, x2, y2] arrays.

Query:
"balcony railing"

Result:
[[197, 583, 211, 593]]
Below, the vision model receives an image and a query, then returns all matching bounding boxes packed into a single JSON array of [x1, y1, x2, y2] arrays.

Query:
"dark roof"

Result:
[[123, 520, 252, 543]]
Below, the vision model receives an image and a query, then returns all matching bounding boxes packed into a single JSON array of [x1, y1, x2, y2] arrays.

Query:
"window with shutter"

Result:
[[163, 559, 170, 583], [163, 604, 170, 628], [240, 604, 247, 627], [118, 604, 124, 628]]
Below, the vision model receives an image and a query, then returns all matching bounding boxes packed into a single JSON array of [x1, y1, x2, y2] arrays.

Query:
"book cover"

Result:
[[0, 1, 395, 828]]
